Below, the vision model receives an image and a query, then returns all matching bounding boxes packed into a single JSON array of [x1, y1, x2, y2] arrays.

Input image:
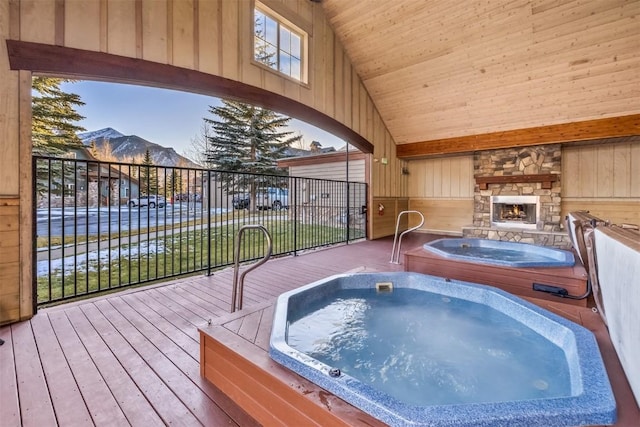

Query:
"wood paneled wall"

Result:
[[0, 198, 21, 323], [562, 139, 640, 225], [0, 0, 398, 323], [407, 156, 474, 198], [405, 155, 474, 234], [288, 159, 366, 182], [370, 197, 409, 240]]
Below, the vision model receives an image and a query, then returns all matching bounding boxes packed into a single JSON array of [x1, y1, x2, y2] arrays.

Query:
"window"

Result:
[[254, 4, 306, 83]]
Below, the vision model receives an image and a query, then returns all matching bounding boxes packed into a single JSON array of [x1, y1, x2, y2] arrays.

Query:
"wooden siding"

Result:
[[561, 138, 640, 225], [0, 0, 397, 323], [561, 200, 640, 227], [407, 155, 474, 198], [405, 155, 474, 233], [408, 199, 473, 235], [324, 0, 640, 147], [0, 0, 19, 196], [288, 158, 365, 182], [370, 197, 409, 239], [0, 198, 20, 324]]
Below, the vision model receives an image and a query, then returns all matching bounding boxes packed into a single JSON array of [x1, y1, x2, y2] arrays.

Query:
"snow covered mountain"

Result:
[[78, 128, 198, 167], [77, 127, 124, 142]]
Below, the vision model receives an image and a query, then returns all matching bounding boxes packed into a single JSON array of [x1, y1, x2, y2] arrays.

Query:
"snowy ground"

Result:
[[37, 239, 169, 277]]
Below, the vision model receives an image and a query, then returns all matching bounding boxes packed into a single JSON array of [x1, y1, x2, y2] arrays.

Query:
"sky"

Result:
[[61, 80, 346, 157]]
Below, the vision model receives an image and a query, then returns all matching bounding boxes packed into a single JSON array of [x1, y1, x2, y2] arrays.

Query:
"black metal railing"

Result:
[[34, 156, 367, 305]]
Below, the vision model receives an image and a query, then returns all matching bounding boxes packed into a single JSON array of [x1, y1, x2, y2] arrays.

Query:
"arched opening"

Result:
[[15, 40, 370, 305], [7, 40, 373, 153]]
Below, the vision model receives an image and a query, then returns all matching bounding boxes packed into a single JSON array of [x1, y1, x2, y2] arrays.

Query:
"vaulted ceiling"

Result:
[[321, 0, 640, 153]]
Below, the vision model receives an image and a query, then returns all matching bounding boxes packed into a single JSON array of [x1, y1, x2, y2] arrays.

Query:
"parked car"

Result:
[[232, 193, 250, 209], [174, 193, 202, 202], [129, 195, 166, 208], [256, 187, 289, 210]]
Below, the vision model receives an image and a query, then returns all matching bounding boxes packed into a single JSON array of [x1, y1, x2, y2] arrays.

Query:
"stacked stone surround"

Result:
[[462, 144, 571, 248]]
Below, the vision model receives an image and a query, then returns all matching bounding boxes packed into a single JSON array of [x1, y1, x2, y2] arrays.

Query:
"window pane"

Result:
[[280, 27, 291, 53], [290, 33, 301, 58], [253, 5, 305, 82], [279, 52, 291, 76], [254, 10, 266, 38], [265, 16, 278, 45], [265, 44, 277, 68], [291, 57, 301, 80], [254, 38, 269, 63]]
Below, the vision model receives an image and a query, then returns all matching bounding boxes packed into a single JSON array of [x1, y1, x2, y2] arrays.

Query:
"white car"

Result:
[[256, 187, 289, 210], [129, 195, 166, 208]]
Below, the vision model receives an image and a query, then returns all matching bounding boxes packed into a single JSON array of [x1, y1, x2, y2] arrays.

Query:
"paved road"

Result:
[[36, 203, 207, 236]]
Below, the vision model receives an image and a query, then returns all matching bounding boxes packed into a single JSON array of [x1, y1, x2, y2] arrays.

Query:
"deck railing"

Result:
[[34, 156, 367, 306]]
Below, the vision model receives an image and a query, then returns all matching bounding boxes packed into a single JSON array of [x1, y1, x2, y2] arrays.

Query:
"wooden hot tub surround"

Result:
[[403, 246, 589, 306]]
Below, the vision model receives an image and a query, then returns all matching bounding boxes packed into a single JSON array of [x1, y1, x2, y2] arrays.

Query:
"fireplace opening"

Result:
[[490, 195, 540, 230]]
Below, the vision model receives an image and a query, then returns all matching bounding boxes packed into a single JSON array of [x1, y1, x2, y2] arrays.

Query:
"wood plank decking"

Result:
[[1, 234, 639, 426], [0, 235, 429, 426]]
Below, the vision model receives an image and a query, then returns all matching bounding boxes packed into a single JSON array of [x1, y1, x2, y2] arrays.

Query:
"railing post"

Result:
[[31, 157, 38, 313], [293, 177, 298, 256], [206, 169, 212, 276], [346, 181, 351, 244]]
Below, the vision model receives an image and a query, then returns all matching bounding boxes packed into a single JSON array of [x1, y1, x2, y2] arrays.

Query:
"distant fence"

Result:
[[34, 156, 367, 306]]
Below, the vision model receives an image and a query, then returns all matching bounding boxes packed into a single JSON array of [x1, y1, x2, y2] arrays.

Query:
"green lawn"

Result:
[[37, 219, 364, 304]]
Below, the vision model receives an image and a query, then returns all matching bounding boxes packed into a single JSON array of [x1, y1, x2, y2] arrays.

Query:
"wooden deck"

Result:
[[0, 235, 427, 426], [1, 234, 639, 426]]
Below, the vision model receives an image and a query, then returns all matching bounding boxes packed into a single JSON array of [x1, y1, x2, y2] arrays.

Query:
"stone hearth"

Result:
[[462, 144, 571, 248]]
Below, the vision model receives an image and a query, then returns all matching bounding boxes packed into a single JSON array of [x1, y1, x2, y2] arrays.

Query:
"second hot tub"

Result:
[[405, 238, 588, 305], [422, 238, 575, 268]]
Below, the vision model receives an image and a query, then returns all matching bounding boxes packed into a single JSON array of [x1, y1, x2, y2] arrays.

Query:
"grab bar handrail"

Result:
[[231, 224, 273, 313], [390, 210, 425, 264]]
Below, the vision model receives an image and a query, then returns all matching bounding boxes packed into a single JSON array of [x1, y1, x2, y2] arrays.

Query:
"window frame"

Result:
[[253, 2, 309, 84]]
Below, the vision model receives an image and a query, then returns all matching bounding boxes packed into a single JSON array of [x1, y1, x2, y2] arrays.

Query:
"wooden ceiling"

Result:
[[321, 0, 640, 156]]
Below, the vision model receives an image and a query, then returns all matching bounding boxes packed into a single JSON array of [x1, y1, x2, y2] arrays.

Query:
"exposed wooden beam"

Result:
[[397, 115, 640, 159], [5, 39, 374, 154]]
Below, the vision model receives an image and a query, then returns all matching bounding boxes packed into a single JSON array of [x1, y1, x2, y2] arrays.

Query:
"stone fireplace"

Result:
[[462, 144, 571, 248]]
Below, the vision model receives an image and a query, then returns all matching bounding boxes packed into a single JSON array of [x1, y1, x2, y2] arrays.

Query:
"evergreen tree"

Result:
[[139, 149, 159, 195], [166, 169, 184, 199], [203, 100, 301, 206], [32, 77, 86, 155], [32, 77, 86, 196]]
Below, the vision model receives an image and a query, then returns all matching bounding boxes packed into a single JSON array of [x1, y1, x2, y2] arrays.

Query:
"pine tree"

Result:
[[32, 77, 86, 155], [166, 169, 184, 199], [139, 149, 159, 195], [204, 100, 301, 173], [32, 77, 87, 196], [202, 100, 301, 206]]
